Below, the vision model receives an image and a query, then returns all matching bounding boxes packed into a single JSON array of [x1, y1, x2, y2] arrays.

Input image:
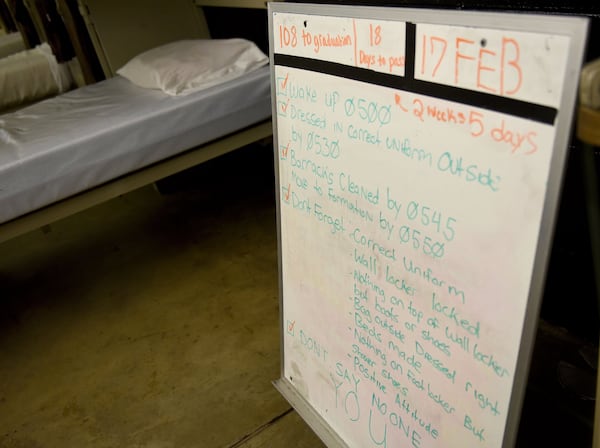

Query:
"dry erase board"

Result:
[[269, 4, 588, 447]]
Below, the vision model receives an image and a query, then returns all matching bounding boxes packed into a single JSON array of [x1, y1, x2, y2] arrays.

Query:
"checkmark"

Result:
[[277, 99, 289, 117], [276, 77, 287, 97], [281, 73, 289, 90], [280, 141, 290, 159], [287, 320, 296, 335], [283, 184, 291, 202]]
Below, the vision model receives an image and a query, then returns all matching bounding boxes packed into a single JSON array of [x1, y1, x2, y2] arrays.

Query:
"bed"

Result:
[[0, 1, 274, 244], [0, 47, 271, 243]]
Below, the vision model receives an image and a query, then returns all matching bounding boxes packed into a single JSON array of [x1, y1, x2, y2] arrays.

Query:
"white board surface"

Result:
[[269, 4, 589, 448]]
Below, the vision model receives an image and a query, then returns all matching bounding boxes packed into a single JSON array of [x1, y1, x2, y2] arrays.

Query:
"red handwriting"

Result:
[[354, 20, 405, 73], [420, 34, 523, 96], [394, 92, 537, 154], [279, 25, 298, 48], [491, 120, 537, 154], [278, 19, 405, 73]]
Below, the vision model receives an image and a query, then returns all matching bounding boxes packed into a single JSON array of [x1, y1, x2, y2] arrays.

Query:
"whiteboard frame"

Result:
[[268, 3, 589, 447]]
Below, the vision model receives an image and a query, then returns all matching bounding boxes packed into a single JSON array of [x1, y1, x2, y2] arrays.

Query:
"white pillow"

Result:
[[116, 38, 268, 96]]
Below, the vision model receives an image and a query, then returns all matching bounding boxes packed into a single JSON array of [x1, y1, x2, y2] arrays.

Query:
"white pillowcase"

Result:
[[116, 38, 268, 96]]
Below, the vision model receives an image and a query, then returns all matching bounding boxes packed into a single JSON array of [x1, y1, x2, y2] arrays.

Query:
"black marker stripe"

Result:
[[404, 22, 416, 81], [273, 53, 557, 125]]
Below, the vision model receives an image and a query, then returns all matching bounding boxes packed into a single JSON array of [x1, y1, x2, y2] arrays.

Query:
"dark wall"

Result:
[[203, 7, 270, 54]]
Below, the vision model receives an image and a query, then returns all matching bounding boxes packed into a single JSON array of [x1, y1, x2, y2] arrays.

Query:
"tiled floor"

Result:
[[0, 145, 596, 447]]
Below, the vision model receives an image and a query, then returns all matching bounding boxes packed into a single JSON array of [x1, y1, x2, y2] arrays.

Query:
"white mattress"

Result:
[[0, 65, 271, 225]]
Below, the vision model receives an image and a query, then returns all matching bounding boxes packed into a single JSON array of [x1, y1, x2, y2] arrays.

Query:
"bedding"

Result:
[[0, 64, 271, 226], [116, 38, 268, 95], [0, 32, 25, 59], [0, 43, 73, 111]]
